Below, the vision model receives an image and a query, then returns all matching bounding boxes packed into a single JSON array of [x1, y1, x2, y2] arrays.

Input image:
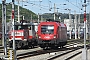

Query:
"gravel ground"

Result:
[[19, 49, 90, 60], [19, 53, 52, 60], [70, 49, 90, 60]]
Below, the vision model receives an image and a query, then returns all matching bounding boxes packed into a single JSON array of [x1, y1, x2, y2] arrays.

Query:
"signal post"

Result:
[[82, 0, 87, 60], [12, 0, 17, 60]]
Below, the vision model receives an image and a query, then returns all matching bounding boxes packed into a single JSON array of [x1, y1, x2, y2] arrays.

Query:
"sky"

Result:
[[0, 0, 90, 14]]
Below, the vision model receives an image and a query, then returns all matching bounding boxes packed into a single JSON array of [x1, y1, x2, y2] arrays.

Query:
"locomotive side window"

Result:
[[28, 26, 31, 30], [14, 26, 19, 30], [21, 25, 28, 29], [32, 25, 35, 30], [28, 25, 35, 31], [41, 25, 54, 34], [14, 25, 22, 30], [14, 25, 28, 30]]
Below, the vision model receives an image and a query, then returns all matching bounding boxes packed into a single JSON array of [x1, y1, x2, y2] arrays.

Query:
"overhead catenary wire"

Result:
[[66, 0, 83, 10], [22, 1, 54, 13], [18, 0, 67, 13]]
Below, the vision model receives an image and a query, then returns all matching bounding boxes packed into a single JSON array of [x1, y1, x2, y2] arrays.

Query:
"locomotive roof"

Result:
[[46, 19, 60, 23], [39, 21, 66, 27], [14, 22, 34, 26]]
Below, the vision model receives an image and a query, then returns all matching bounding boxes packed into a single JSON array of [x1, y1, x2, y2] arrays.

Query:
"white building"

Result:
[[64, 19, 74, 31]]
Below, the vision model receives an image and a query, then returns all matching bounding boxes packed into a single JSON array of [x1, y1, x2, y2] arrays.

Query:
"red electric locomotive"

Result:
[[37, 20, 67, 49], [8, 20, 37, 49]]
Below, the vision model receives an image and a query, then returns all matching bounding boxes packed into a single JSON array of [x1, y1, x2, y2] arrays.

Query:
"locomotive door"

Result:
[[59, 27, 62, 40], [28, 25, 36, 39]]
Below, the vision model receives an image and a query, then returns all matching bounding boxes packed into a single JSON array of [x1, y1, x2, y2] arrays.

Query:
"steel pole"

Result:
[[84, 0, 87, 54], [86, 20, 88, 39], [12, 0, 16, 60], [18, 0, 20, 22], [2, 0, 4, 47], [78, 14, 80, 39], [38, 13, 39, 24], [31, 14, 32, 22], [54, 3, 56, 20], [41, 15, 43, 22], [74, 11, 77, 39], [82, 0, 87, 60], [69, 9, 72, 39], [4, 0, 7, 56], [2, 0, 7, 56]]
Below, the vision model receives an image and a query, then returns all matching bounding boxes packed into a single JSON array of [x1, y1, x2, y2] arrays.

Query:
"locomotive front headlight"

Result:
[[39, 36, 41, 38], [54, 36, 56, 38]]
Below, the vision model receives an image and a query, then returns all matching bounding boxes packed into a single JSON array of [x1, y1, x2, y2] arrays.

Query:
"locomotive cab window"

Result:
[[41, 25, 54, 34], [14, 25, 28, 30]]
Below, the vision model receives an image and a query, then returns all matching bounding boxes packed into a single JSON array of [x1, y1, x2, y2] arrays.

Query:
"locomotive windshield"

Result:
[[41, 25, 54, 34], [14, 25, 28, 30]]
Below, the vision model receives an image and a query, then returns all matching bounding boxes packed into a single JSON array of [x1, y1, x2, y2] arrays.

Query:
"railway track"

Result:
[[20, 45, 89, 60], [47, 46, 82, 60], [17, 39, 90, 60], [47, 45, 90, 60], [0, 46, 4, 53], [17, 40, 88, 60], [17, 46, 82, 60], [17, 47, 67, 59], [0, 39, 90, 60]]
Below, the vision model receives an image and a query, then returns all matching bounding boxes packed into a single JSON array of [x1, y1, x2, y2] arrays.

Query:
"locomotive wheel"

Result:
[[18, 41, 22, 48], [51, 46, 58, 49], [15, 41, 21, 49], [8, 41, 12, 48], [15, 41, 18, 49], [31, 40, 38, 48], [60, 45, 64, 48], [33, 40, 38, 46], [27, 42, 32, 48], [26, 42, 29, 48], [39, 45, 45, 48]]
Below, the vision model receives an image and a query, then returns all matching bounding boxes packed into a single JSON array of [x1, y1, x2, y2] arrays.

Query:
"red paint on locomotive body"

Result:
[[37, 21, 67, 48], [9, 30, 27, 41]]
